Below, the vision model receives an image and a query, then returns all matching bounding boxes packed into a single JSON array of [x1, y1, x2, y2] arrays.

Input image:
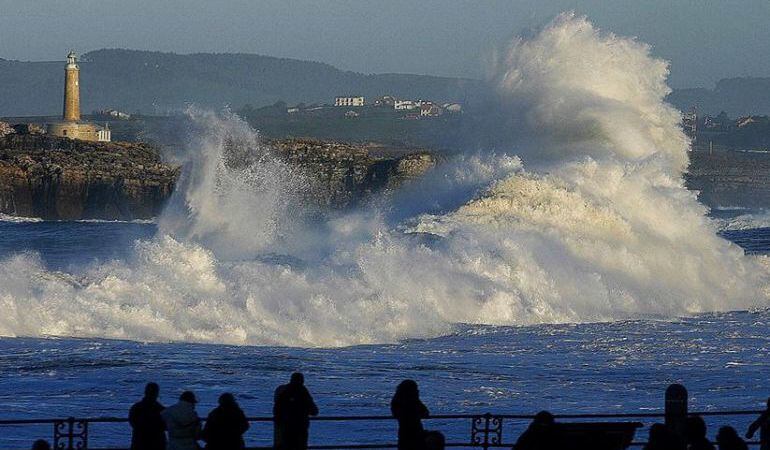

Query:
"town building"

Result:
[[681, 108, 697, 137], [47, 52, 111, 142], [96, 109, 131, 120], [0, 121, 14, 138], [334, 96, 365, 107], [420, 102, 443, 117], [394, 100, 417, 110]]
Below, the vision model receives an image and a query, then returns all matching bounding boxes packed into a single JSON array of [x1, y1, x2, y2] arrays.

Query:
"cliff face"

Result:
[[269, 139, 435, 207], [0, 135, 436, 220], [686, 150, 770, 208], [0, 135, 178, 220]]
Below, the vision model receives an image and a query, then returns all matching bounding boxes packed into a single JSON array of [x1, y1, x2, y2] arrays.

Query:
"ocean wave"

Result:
[[0, 14, 767, 347]]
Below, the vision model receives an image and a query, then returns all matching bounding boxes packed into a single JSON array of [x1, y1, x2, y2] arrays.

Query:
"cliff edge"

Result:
[[0, 135, 436, 220], [0, 134, 178, 220]]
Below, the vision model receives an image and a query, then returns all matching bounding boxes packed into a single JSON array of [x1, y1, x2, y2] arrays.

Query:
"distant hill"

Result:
[[667, 77, 770, 116], [0, 49, 492, 116]]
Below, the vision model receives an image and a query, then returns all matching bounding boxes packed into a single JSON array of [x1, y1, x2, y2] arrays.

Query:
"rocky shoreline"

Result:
[[0, 135, 435, 220], [0, 134, 177, 220], [686, 150, 770, 209]]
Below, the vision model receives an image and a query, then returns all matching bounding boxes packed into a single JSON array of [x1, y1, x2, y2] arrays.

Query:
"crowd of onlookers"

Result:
[[25, 376, 770, 450]]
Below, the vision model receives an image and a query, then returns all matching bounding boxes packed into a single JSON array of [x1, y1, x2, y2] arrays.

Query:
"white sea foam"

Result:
[[0, 14, 767, 347], [716, 210, 770, 231], [0, 213, 43, 223]]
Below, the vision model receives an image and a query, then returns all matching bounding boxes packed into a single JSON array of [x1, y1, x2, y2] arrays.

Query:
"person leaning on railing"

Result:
[[200, 393, 250, 450], [746, 398, 770, 450], [273, 372, 319, 450], [129, 382, 166, 450]]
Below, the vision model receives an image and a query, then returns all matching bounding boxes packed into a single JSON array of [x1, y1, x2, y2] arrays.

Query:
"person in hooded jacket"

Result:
[[391, 380, 430, 450], [161, 391, 201, 450], [129, 382, 166, 450], [201, 393, 250, 450]]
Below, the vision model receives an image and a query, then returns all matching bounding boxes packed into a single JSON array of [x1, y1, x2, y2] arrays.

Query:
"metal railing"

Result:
[[0, 385, 767, 450]]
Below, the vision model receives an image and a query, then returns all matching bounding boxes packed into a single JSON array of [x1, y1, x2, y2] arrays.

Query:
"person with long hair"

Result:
[[391, 380, 430, 450]]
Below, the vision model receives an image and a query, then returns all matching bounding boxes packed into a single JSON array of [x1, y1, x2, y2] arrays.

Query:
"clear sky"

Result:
[[1, 0, 768, 88]]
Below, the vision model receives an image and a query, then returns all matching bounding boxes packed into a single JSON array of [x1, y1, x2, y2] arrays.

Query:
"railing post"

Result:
[[54, 417, 88, 450], [665, 384, 688, 449], [471, 413, 502, 450]]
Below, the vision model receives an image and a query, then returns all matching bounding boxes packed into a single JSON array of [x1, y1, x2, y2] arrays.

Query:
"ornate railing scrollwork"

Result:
[[470, 413, 503, 449], [54, 417, 88, 450]]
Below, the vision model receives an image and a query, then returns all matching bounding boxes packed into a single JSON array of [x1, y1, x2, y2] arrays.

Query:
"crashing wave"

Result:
[[0, 14, 766, 347]]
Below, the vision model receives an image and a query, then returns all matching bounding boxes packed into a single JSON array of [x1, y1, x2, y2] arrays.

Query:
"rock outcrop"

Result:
[[686, 150, 770, 208], [269, 139, 435, 207], [0, 134, 178, 220], [0, 135, 436, 220]]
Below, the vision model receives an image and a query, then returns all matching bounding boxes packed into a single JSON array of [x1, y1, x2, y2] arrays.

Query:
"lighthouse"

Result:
[[48, 51, 110, 142], [63, 51, 80, 122]]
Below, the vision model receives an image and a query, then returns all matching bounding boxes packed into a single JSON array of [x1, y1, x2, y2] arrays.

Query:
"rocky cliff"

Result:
[[686, 150, 770, 208], [0, 135, 435, 220], [268, 139, 435, 207], [0, 135, 178, 220]]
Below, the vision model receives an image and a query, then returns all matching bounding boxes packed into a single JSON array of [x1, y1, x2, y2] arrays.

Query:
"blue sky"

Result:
[[1, 0, 768, 88]]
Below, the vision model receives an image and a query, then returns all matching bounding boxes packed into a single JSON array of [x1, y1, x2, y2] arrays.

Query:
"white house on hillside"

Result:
[[394, 100, 417, 110], [335, 96, 365, 107]]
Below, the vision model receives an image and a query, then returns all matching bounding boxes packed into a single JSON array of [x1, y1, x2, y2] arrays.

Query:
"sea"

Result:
[[0, 214, 769, 448]]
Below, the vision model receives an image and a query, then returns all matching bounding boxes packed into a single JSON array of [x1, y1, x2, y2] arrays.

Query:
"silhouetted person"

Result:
[[686, 416, 715, 450], [130, 382, 167, 450], [162, 391, 201, 450], [32, 440, 51, 450], [201, 393, 250, 450], [747, 398, 770, 450], [514, 411, 564, 450], [424, 431, 445, 450], [643, 423, 678, 450], [716, 426, 748, 450], [391, 380, 430, 450], [273, 372, 319, 450]]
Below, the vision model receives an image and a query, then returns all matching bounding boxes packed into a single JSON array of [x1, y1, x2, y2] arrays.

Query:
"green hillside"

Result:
[[0, 49, 492, 116]]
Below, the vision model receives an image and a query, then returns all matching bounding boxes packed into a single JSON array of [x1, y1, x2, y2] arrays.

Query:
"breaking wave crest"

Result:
[[0, 14, 767, 347]]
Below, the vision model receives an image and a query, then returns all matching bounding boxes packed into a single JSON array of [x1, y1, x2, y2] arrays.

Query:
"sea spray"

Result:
[[0, 14, 766, 347]]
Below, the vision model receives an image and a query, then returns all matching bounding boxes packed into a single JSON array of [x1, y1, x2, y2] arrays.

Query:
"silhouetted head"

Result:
[[533, 411, 555, 426], [648, 423, 668, 443], [528, 411, 555, 433], [219, 393, 237, 408], [716, 426, 741, 445], [686, 416, 707, 440], [32, 440, 51, 450], [180, 391, 198, 404], [395, 380, 419, 400], [290, 372, 305, 385], [144, 382, 160, 400], [425, 431, 446, 450]]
